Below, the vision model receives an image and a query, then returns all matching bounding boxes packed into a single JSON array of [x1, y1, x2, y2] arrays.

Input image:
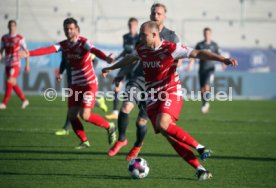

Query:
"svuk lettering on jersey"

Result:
[[143, 61, 162, 68], [66, 54, 82, 60]]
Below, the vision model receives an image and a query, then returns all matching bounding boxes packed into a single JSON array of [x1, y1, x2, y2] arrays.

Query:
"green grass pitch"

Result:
[[0, 95, 276, 188]]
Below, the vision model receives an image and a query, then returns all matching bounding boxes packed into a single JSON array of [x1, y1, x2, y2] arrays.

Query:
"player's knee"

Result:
[[114, 85, 121, 93], [80, 112, 90, 121], [157, 117, 171, 131], [7, 77, 16, 85], [137, 118, 147, 125], [201, 85, 210, 93], [121, 102, 134, 113]]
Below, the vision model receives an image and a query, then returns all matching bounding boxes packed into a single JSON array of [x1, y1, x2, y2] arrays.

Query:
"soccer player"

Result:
[[105, 17, 140, 120], [20, 18, 117, 149], [54, 53, 108, 136], [150, 3, 179, 43], [187, 27, 221, 113], [102, 21, 238, 180], [54, 24, 107, 136], [108, 4, 181, 160], [0, 20, 30, 109]]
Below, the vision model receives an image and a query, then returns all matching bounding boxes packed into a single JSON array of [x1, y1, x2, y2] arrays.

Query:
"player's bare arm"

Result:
[[102, 55, 138, 78], [189, 49, 238, 67], [24, 55, 30, 73], [90, 47, 114, 64], [22, 47, 30, 73]]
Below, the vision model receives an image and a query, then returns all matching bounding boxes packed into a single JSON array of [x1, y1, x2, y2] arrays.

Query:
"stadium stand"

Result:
[[0, 0, 275, 48]]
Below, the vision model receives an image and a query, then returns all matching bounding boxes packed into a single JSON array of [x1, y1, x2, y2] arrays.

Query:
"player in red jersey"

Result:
[[0, 20, 30, 109], [102, 21, 238, 180], [108, 3, 181, 162], [20, 18, 117, 149]]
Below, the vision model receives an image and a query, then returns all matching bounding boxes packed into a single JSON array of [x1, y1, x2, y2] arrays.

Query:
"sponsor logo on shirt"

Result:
[[143, 61, 162, 68]]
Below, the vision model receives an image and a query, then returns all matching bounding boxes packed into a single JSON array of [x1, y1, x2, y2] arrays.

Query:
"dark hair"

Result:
[[128, 17, 138, 26], [203, 27, 212, 33], [8, 20, 17, 26], [151, 3, 167, 13], [63, 17, 78, 27]]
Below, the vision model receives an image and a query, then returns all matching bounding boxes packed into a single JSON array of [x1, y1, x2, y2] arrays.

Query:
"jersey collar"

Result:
[[154, 40, 164, 51]]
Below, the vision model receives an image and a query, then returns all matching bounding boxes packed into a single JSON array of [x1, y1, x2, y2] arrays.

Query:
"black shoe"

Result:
[[196, 170, 212, 181]]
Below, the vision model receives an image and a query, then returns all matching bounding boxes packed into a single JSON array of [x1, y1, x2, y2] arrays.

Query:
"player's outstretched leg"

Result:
[[158, 113, 212, 161], [166, 135, 212, 180], [157, 113, 198, 147], [82, 111, 117, 145], [126, 116, 147, 161], [166, 123, 212, 160]]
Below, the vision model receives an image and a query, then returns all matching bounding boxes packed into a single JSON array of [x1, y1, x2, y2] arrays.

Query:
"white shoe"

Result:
[[22, 100, 29, 109], [0, 103, 7, 110], [201, 103, 210, 114]]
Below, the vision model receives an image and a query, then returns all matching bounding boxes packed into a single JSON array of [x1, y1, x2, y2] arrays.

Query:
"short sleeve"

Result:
[[54, 42, 61, 51], [172, 32, 180, 43], [171, 42, 193, 59], [84, 40, 95, 51], [20, 37, 27, 49]]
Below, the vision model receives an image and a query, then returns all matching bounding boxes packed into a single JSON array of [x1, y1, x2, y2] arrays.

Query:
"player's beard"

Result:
[[66, 33, 77, 41]]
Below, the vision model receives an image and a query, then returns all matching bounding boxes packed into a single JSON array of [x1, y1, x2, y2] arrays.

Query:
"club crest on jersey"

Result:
[[143, 61, 162, 68]]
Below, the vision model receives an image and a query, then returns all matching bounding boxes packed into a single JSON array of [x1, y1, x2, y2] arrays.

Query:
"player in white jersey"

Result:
[[0, 20, 30, 109]]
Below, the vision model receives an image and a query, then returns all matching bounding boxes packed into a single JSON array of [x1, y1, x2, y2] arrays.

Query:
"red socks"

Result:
[[70, 118, 87, 142], [165, 123, 199, 149], [170, 139, 201, 169], [71, 114, 109, 142], [3, 82, 13, 105], [87, 113, 109, 129], [13, 84, 26, 101], [3, 82, 26, 105]]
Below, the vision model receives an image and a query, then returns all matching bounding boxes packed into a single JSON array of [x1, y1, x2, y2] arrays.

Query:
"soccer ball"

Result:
[[128, 157, 149, 179]]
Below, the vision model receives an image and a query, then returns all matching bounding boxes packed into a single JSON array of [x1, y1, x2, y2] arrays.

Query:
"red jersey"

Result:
[[1, 34, 27, 67], [29, 35, 108, 87], [54, 36, 97, 86], [134, 40, 193, 106]]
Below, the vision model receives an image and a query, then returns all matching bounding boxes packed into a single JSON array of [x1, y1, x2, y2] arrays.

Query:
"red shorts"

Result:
[[68, 84, 97, 109], [5, 66, 20, 79], [147, 93, 183, 133]]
